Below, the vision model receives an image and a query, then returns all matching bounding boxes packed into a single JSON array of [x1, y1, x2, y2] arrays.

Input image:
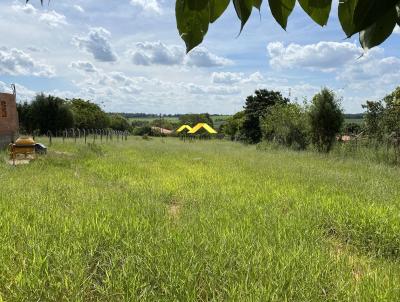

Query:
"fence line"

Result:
[[46, 129, 129, 146]]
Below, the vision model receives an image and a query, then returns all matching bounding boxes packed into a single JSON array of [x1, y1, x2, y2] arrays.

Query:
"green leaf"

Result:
[[209, 0, 230, 23], [353, 0, 399, 34], [253, 0, 263, 10], [298, 0, 332, 26], [233, 0, 254, 32], [187, 0, 209, 10], [359, 7, 397, 50], [338, 0, 357, 37], [268, 0, 296, 30], [176, 0, 210, 53]]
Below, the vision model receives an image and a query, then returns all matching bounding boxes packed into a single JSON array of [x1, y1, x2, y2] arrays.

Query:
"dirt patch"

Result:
[[6, 154, 35, 166], [168, 203, 181, 219]]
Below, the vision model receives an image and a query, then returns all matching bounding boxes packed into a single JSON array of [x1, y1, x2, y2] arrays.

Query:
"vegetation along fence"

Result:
[[44, 129, 129, 146]]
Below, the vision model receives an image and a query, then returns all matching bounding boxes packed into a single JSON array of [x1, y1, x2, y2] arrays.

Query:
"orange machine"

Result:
[[9, 137, 36, 162]]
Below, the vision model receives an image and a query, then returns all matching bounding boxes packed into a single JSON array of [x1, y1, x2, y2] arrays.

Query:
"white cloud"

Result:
[[267, 41, 363, 72], [12, 3, 37, 15], [212, 72, 244, 84], [12, 3, 67, 28], [130, 41, 184, 65], [39, 10, 67, 27], [129, 42, 232, 68], [130, 0, 161, 14], [394, 26, 400, 34], [73, 27, 118, 62], [0, 48, 54, 77], [185, 47, 233, 67], [212, 71, 264, 84], [73, 5, 85, 13], [70, 61, 98, 73], [185, 83, 241, 95], [337, 48, 400, 90]]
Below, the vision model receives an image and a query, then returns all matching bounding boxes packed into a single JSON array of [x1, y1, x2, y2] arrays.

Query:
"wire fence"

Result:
[[45, 129, 130, 146]]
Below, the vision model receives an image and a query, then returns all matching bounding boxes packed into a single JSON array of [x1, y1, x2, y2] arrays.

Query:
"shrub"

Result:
[[242, 89, 289, 144], [262, 103, 309, 150], [309, 88, 344, 153]]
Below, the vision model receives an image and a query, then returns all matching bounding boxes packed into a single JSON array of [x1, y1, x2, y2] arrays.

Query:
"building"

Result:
[[0, 90, 19, 149]]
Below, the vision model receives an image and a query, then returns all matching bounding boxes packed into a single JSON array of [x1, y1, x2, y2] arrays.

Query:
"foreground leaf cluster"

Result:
[[176, 0, 400, 52]]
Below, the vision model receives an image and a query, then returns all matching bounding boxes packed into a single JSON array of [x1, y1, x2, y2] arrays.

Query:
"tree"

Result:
[[222, 111, 245, 141], [109, 114, 131, 131], [68, 99, 110, 129], [362, 100, 385, 139], [242, 89, 289, 144], [179, 113, 214, 127], [382, 86, 400, 137], [262, 103, 309, 150], [343, 122, 362, 135], [309, 88, 344, 153], [30, 94, 74, 134], [175, 0, 400, 52], [16, 101, 34, 134]]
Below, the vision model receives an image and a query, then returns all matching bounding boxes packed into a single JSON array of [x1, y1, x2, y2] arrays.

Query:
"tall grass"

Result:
[[1, 137, 400, 301]]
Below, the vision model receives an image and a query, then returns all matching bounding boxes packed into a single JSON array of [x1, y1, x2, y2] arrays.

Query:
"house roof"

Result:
[[188, 123, 217, 134], [151, 127, 172, 134], [176, 125, 193, 133]]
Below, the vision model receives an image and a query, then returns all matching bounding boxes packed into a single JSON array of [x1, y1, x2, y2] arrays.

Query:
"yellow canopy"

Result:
[[176, 125, 193, 133], [188, 123, 217, 134]]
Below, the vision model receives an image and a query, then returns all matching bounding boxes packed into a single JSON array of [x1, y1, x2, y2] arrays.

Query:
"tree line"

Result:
[[17, 94, 131, 135], [222, 86, 400, 158]]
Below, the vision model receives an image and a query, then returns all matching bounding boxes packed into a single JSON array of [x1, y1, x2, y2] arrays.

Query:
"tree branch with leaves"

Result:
[[175, 0, 400, 52]]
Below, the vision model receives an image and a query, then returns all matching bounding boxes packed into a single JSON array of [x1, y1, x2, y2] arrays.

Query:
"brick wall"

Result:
[[0, 93, 19, 149]]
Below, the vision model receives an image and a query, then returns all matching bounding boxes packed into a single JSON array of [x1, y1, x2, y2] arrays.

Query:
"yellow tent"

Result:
[[188, 123, 217, 134], [176, 125, 193, 133]]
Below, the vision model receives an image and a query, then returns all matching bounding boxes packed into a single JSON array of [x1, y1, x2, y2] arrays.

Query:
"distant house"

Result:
[[0, 91, 19, 148], [188, 123, 217, 134], [151, 127, 172, 135], [176, 125, 193, 134]]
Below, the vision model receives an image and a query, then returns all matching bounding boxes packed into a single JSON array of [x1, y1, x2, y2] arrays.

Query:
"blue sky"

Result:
[[0, 0, 399, 114]]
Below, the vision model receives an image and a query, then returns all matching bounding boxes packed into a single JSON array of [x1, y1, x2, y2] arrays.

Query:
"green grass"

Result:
[[344, 118, 364, 125], [1, 138, 400, 301]]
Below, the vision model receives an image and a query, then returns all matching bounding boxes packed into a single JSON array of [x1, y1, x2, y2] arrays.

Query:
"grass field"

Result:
[[1, 138, 400, 301]]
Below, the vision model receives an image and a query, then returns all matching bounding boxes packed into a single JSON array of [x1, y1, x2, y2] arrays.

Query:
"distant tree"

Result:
[[309, 88, 344, 153], [242, 89, 289, 144], [382, 86, 400, 137], [132, 126, 152, 136], [362, 100, 385, 140], [68, 99, 110, 129], [150, 119, 177, 130], [262, 103, 309, 150], [16, 101, 34, 134], [109, 114, 131, 131], [30, 94, 74, 134], [222, 111, 245, 141], [179, 113, 214, 127], [343, 122, 362, 135]]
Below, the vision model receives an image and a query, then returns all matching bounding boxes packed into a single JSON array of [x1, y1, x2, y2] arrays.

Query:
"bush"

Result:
[[309, 88, 344, 153], [30, 94, 74, 134], [262, 103, 309, 150], [68, 99, 110, 129], [241, 89, 289, 144]]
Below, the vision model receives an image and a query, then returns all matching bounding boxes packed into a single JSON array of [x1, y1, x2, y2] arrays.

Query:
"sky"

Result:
[[0, 0, 399, 114]]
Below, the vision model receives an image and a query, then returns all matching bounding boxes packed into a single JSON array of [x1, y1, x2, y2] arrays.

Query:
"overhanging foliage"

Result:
[[175, 0, 400, 52]]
